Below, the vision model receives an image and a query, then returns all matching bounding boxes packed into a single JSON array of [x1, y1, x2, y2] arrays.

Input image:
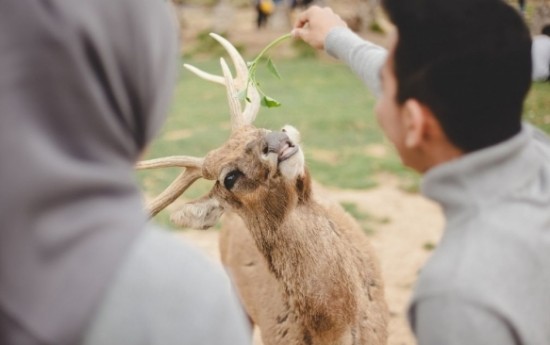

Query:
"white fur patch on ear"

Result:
[[170, 197, 224, 230]]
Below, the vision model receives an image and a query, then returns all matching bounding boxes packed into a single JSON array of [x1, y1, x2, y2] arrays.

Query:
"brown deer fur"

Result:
[[171, 125, 389, 345]]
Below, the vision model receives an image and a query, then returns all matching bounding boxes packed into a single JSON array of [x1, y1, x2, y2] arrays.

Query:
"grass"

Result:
[[525, 82, 550, 133], [340, 201, 391, 235], [138, 55, 550, 227]]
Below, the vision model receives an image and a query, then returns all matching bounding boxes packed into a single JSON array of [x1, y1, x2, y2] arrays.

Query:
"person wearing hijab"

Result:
[[0, 1, 251, 344]]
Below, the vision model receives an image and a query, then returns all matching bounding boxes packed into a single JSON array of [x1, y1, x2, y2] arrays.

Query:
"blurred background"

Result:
[[141, 0, 550, 226]]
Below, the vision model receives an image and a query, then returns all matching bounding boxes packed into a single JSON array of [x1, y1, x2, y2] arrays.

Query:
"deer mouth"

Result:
[[278, 142, 299, 162]]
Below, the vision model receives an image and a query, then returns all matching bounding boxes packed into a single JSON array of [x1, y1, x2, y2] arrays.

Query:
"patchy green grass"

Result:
[[138, 56, 550, 227], [423, 242, 436, 251], [340, 201, 391, 235], [525, 82, 550, 134]]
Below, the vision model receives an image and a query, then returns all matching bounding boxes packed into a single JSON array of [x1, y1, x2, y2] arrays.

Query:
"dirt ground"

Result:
[[174, 5, 444, 344]]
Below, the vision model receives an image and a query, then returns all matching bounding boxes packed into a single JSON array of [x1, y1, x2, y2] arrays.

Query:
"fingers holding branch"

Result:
[[291, 6, 347, 50]]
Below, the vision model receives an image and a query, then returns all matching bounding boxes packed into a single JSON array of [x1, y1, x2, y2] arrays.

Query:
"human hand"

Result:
[[291, 6, 348, 50]]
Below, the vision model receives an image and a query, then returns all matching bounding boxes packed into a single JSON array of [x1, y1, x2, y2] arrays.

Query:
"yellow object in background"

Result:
[[259, 0, 274, 15]]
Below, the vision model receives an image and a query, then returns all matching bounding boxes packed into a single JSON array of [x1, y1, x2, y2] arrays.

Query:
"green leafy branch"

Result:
[[237, 33, 292, 108]]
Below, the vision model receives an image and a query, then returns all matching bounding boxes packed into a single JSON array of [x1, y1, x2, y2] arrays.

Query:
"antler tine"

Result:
[[208, 33, 248, 86], [136, 156, 204, 170], [183, 33, 261, 130], [182, 64, 225, 85], [136, 156, 204, 217], [220, 57, 246, 130], [208, 33, 261, 126], [185, 57, 247, 130], [242, 83, 260, 125], [145, 169, 203, 216]]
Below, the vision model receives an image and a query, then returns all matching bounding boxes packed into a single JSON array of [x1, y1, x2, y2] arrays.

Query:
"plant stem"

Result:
[[251, 32, 293, 65], [248, 32, 292, 81], [245, 32, 292, 108]]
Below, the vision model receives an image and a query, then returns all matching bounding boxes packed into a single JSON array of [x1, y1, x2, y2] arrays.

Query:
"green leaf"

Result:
[[261, 95, 281, 108], [266, 58, 282, 80], [242, 33, 292, 109]]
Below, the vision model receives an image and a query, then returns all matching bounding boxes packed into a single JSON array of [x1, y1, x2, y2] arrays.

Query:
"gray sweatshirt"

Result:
[[326, 27, 550, 345], [83, 227, 252, 345]]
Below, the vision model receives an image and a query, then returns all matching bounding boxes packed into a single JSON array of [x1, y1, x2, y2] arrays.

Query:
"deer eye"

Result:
[[223, 170, 243, 190]]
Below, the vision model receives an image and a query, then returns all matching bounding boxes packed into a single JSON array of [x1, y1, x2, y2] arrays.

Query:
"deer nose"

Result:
[[265, 131, 290, 154]]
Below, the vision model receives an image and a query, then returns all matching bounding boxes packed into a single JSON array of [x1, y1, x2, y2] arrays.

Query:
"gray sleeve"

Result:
[[324, 27, 388, 97], [83, 227, 252, 345], [409, 296, 518, 345]]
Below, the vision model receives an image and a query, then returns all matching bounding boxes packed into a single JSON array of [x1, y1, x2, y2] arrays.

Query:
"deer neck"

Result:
[[243, 198, 338, 277], [235, 173, 348, 280], [239, 194, 359, 338], [238, 172, 313, 265]]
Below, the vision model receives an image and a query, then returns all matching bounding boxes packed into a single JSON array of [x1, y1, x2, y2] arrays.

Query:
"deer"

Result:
[[136, 33, 389, 345]]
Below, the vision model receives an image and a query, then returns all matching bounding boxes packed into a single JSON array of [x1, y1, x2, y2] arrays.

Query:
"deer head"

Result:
[[137, 33, 308, 229]]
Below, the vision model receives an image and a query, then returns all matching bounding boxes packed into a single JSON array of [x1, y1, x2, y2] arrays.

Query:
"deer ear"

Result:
[[170, 195, 224, 230]]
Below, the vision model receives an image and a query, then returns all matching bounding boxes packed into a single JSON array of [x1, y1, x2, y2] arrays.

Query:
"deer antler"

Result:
[[136, 156, 204, 216], [138, 33, 260, 217], [183, 33, 260, 130]]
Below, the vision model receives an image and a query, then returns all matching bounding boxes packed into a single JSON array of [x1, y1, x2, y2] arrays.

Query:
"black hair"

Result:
[[381, 0, 532, 152], [542, 24, 550, 37]]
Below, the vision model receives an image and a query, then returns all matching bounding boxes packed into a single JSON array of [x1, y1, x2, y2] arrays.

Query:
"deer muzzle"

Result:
[[266, 131, 299, 162]]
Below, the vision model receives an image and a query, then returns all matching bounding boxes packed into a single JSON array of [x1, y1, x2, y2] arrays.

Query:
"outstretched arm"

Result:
[[292, 6, 388, 97]]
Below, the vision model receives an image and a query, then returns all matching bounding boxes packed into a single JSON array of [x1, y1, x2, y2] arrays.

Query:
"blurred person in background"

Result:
[[255, 0, 274, 29], [293, 1, 550, 344], [0, 1, 251, 344], [518, 0, 526, 15], [532, 24, 550, 81]]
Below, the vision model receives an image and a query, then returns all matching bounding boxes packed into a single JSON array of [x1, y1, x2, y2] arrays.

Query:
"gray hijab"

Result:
[[0, 1, 177, 344]]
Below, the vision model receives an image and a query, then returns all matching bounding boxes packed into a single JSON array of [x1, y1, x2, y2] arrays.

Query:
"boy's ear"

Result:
[[170, 195, 224, 230], [402, 99, 444, 149], [402, 99, 426, 149]]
